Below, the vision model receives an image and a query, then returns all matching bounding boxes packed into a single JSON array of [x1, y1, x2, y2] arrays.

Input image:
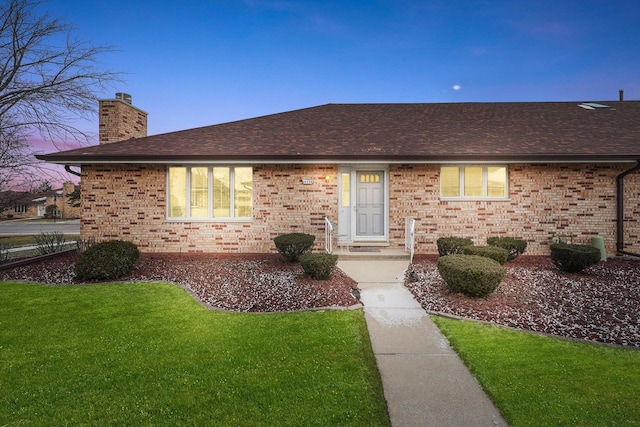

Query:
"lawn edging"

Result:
[[0, 248, 77, 271], [428, 310, 640, 350]]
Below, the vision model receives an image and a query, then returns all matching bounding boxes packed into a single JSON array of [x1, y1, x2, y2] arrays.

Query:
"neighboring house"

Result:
[[1, 182, 80, 220], [37, 93, 640, 256]]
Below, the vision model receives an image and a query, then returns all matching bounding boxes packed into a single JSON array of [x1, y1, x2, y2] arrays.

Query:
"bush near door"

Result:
[[437, 254, 506, 297]]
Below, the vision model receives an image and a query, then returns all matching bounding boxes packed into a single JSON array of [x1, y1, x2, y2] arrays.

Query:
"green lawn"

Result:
[[0, 281, 390, 426], [0, 235, 80, 260], [433, 316, 640, 427]]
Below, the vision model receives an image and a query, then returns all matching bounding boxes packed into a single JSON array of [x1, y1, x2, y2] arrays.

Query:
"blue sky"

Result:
[[36, 0, 640, 154]]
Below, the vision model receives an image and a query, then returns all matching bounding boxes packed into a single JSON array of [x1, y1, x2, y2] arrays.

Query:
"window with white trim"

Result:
[[168, 166, 253, 219], [13, 203, 28, 213], [440, 165, 508, 199]]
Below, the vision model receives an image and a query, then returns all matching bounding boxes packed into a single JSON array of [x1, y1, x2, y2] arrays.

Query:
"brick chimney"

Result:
[[98, 93, 148, 144]]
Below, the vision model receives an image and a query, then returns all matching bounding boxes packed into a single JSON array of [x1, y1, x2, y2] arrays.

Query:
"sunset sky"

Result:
[[34, 0, 640, 183]]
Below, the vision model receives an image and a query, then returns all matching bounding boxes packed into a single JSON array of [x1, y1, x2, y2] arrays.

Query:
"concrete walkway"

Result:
[[338, 258, 508, 427]]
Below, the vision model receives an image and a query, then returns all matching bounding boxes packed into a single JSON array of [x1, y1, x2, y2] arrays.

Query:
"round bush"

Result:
[[299, 252, 338, 280], [274, 233, 315, 262], [486, 236, 527, 261], [437, 254, 506, 297], [550, 243, 601, 273], [463, 245, 509, 265], [74, 240, 140, 281], [436, 237, 474, 256]]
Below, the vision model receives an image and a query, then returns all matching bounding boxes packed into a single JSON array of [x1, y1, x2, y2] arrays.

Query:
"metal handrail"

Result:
[[405, 217, 415, 263]]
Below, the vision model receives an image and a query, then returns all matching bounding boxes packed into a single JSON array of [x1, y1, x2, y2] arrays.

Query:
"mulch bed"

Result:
[[406, 255, 640, 347], [0, 252, 360, 313], [2, 252, 639, 347]]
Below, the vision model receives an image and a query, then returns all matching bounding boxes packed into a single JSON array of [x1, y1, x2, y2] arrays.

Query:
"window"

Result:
[[341, 172, 350, 207], [359, 173, 380, 183], [13, 204, 28, 213], [168, 166, 253, 219], [440, 165, 508, 199]]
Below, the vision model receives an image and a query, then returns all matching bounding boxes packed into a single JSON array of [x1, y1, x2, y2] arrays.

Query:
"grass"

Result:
[[0, 281, 389, 426], [0, 234, 80, 247], [0, 235, 80, 260], [432, 316, 640, 427]]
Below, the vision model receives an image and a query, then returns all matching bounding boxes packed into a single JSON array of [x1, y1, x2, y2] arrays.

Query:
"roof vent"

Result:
[[578, 102, 612, 110], [115, 92, 132, 105]]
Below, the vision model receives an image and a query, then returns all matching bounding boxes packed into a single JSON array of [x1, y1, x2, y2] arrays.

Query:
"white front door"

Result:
[[337, 167, 387, 242]]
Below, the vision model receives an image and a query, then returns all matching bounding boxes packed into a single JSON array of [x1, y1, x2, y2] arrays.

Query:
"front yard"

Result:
[[434, 316, 640, 426], [2, 252, 640, 425], [0, 281, 389, 426]]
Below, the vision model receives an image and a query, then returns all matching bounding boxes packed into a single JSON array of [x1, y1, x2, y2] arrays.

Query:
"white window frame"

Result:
[[440, 165, 509, 201], [13, 203, 28, 213], [167, 165, 253, 221]]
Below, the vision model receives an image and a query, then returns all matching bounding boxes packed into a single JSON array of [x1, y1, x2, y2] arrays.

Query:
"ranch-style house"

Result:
[[38, 93, 640, 257]]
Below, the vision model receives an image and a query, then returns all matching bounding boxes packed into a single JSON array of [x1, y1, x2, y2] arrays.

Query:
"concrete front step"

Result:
[[335, 248, 410, 261]]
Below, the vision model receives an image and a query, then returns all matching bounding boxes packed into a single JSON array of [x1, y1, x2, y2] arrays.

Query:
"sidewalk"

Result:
[[338, 259, 508, 427]]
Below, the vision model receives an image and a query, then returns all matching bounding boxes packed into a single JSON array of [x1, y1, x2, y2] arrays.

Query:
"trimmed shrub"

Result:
[[487, 236, 527, 261], [274, 233, 315, 261], [299, 252, 339, 280], [463, 245, 509, 265], [550, 243, 601, 273], [74, 240, 140, 281], [437, 255, 506, 297], [436, 237, 474, 256]]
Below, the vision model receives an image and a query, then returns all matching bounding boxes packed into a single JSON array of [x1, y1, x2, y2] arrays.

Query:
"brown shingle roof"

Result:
[[37, 101, 640, 164]]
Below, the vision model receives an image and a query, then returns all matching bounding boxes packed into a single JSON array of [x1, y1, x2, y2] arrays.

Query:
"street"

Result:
[[0, 219, 80, 236]]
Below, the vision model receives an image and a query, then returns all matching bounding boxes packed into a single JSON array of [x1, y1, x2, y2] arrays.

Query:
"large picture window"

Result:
[[168, 166, 253, 219], [440, 165, 508, 199]]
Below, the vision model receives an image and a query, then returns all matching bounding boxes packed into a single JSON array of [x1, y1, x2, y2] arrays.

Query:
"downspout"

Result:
[[64, 165, 81, 177], [616, 160, 640, 257]]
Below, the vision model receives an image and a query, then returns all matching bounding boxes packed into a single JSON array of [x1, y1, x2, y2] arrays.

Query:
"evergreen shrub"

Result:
[[463, 245, 509, 265], [274, 233, 315, 261], [299, 252, 339, 280], [437, 254, 506, 297], [550, 243, 601, 273], [486, 236, 528, 261], [436, 237, 474, 256], [74, 240, 140, 281]]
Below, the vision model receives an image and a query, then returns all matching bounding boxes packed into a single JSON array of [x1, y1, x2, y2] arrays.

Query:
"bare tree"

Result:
[[0, 0, 121, 209]]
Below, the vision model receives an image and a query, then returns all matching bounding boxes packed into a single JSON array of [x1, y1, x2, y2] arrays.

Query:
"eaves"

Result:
[[36, 153, 640, 165]]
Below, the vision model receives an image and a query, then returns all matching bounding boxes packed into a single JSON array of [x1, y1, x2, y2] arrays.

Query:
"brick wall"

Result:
[[80, 162, 639, 256], [623, 170, 640, 252], [389, 163, 635, 256], [98, 98, 148, 144], [81, 164, 337, 253]]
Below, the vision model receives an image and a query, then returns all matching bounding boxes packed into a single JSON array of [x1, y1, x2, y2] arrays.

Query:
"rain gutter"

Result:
[[64, 165, 81, 177]]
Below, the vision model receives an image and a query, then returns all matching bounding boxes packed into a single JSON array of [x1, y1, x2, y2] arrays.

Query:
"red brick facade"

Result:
[[389, 163, 633, 256], [80, 162, 639, 256], [98, 97, 148, 144]]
